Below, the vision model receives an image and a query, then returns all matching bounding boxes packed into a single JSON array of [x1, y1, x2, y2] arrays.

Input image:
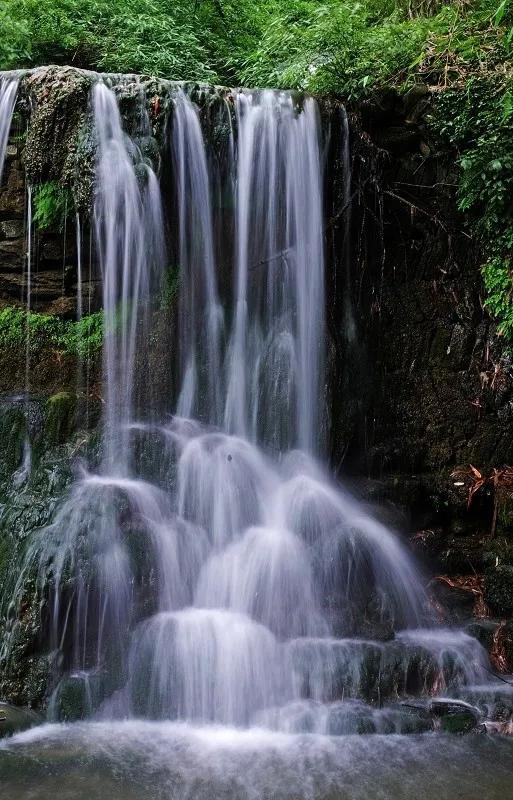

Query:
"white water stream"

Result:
[[0, 73, 507, 800]]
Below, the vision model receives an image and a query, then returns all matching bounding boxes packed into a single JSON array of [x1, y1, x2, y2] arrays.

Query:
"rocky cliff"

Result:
[[1, 68, 513, 710]]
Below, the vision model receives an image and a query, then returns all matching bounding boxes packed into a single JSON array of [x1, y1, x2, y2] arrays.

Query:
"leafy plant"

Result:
[[483, 259, 513, 340], [451, 463, 513, 537], [432, 74, 513, 340], [1, 0, 511, 92], [60, 311, 104, 358], [33, 182, 74, 231]]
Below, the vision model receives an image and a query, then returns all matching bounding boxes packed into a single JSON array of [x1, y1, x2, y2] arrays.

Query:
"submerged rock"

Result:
[[401, 698, 482, 734]]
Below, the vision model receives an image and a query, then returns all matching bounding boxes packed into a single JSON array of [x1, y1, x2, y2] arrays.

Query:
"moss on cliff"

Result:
[[0, 306, 103, 356], [22, 67, 95, 215], [45, 392, 77, 446], [0, 393, 102, 708]]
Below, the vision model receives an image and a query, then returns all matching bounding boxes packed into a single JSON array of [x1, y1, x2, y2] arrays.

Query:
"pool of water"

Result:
[[1, 721, 513, 800]]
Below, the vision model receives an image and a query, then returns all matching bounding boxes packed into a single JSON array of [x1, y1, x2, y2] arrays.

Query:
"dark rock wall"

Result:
[[0, 122, 27, 305], [327, 90, 512, 497], [0, 130, 99, 316]]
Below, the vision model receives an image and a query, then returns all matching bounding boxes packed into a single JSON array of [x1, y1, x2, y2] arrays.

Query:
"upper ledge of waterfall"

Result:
[[0, 64, 316, 102], [1, 65, 328, 218]]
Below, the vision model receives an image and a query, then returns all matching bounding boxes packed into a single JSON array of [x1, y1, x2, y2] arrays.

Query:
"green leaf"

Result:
[[494, 0, 509, 26]]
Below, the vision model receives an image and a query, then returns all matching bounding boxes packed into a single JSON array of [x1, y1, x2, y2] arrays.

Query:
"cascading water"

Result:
[[0, 78, 18, 183], [6, 81, 167, 678], [172, 90, 224, 425], [1, 74, 508, 799], [224, 92, 325, 452], [93, 81, 166, 472]]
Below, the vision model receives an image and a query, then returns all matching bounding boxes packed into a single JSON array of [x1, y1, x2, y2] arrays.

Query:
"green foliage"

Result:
[[239, 1, 431, 95], [33, 182, 74, 231], [75, 313, 103, 357], [433, 76, 513, 340], [0, 0, 261, 83], [2, 0, 513, 337], [1, 0, 511, 92], [483, 259, 513, 340], [0, 306, 103, 358], [0, 306, 63, 349], [0, 7, 30, 70], [60, 312, 104, 358]]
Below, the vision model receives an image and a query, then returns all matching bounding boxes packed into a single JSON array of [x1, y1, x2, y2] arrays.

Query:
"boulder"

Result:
[[0, 701, 41, 738]]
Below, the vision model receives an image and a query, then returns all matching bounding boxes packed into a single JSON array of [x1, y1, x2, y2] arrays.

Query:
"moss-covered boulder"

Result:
[[0, 392, 102, 710], [0, 701, 42, 738], [44, 391, 77, 446], [22, 66, 95, 213]]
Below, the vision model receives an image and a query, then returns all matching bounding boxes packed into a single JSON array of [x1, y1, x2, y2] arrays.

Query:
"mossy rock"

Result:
[[0, 611, 53, 709], [50, 675, 90, 722], [23, 67, 95, 214], [440, 710, 477, 734], [44, 392, 77, 446], [0, 701, 42, 738], [484, 565, 513, 616], [0, 404, 26, 482]]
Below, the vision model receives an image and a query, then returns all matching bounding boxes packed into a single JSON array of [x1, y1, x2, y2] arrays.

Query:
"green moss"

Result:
[[33, 181, 74, 231], [440, 711, 476, 734], [23, 67, 95, 214], [0, 306, 103, 359], [0, 307, 61, 351], [44, 392, 77, 446], [52, 676, 90, 722]]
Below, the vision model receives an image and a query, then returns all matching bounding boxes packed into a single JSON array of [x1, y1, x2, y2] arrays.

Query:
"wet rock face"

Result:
[[327, 92, 513, 495], [0, 135, 26, 303], [0, 395, 101, 707], [0, 701, 41, 738], [0, 127, 88, 313], [1, 69, 509, 490], [0, 67, 101, 314]]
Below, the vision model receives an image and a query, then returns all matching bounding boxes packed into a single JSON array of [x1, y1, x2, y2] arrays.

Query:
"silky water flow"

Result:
[[0, 76, 509, 800]]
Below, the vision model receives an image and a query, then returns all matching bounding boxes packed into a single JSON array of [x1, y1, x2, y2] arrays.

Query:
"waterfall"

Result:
[[172, 91, 224, 425], [224, 92, 325, 453], [4, 77, 497, 737], [93, 82, 165, 473], [0, 78, 18, 183]]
